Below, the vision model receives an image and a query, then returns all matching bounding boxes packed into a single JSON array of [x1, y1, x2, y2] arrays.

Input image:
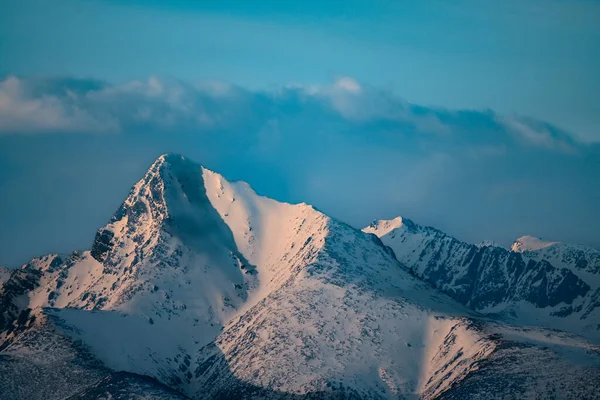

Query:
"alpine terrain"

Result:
[[1, 154, 599, 399], [364, 217, 600, 343]]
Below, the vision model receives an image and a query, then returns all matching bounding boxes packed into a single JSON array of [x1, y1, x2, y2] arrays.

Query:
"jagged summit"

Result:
[[511, 235, 600, 275], [92, 152, 228, 263], [364, 216, 419, 236]]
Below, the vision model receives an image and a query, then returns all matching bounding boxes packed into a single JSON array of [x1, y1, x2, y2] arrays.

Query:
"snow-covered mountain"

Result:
[[364, 217, 600, 343], [512, 235, 600, 274], [1, 155, 599, 399]]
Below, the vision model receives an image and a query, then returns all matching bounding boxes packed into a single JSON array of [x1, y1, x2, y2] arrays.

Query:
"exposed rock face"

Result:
[[364, 217, 600, 342], [1, 155, 599, 399], [0, 268, 41, 339], [90, 230, 114, 263]]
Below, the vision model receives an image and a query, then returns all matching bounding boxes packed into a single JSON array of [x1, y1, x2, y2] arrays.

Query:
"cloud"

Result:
[[496, 115, 576, 153], [333, 77, 362, 93], [0, 76, 119, 134], [0, 75, 584, 153]]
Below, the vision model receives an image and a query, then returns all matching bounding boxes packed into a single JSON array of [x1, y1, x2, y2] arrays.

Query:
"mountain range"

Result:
[[1, 154, 598, 399], [364, 217, 600, 343]]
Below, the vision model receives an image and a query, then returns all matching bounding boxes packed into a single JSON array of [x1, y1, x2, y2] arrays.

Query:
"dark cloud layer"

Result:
[[0, 76, 598, 267]]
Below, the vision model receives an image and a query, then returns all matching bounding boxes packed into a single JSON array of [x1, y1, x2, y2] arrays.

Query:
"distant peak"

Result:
[[363, 216, 418, 236], [511, 235, 558, 252]]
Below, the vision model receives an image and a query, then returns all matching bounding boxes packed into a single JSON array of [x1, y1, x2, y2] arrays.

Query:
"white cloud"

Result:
[[333, 77, 362, 93], [0, 76, 119, 134], [0, 75, 586, 154], [0, 75, 445, 134], [497, 115, 575, 152]]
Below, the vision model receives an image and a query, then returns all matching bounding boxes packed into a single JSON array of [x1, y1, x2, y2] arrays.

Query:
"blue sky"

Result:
[[2, 0, 599, 141], [0, 0, 599, 266]]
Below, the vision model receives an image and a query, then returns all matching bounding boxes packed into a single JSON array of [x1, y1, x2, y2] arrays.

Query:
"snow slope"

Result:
[[1, 154, 599, 399], [0, 308, 184, 400], [364, 217, 600, 343]]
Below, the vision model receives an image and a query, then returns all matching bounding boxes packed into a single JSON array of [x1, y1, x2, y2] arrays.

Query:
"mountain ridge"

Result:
[[364, 216, 600, 343]]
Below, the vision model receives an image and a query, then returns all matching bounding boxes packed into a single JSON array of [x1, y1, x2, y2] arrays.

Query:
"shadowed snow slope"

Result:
[[364, 217, 600, 344], [1, 155, 599, 399]]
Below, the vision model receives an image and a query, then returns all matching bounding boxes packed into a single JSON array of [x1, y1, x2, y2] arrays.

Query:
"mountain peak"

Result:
[[511, 235, 558, 252], [155, 152, 188, 164], [91, 153, 211, 264], [363, 216, 418, 236], [141, 153, 204, 181], [143, 153, 199, 182]]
